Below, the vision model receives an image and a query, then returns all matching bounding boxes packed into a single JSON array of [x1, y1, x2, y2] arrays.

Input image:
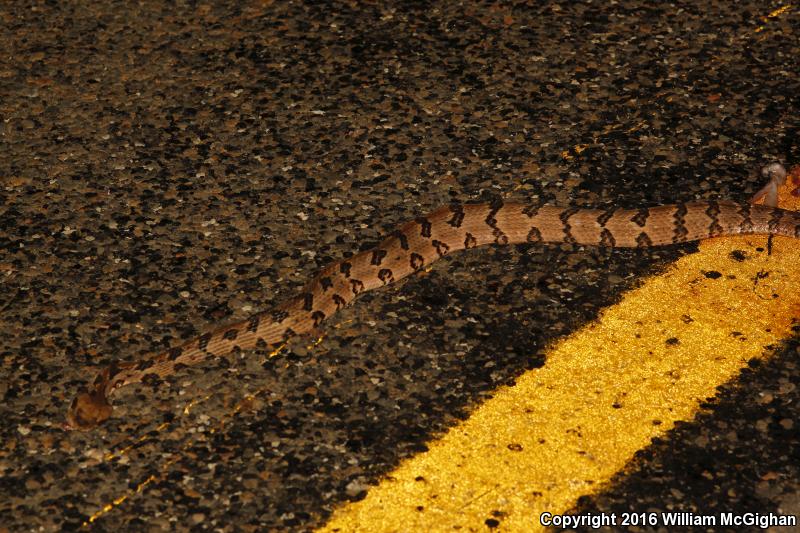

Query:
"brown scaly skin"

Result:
[[65, 164, 796, 430]]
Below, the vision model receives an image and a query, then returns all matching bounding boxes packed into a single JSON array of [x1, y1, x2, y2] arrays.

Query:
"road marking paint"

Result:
[[319, 170, 800, 532], [755, 4, 794, 32]]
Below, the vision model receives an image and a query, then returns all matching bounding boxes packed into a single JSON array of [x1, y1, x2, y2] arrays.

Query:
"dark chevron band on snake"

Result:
[[66, 167, 800, 430]]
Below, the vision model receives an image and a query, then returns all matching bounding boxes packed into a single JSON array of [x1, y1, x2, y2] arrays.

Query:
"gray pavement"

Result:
[[1, 1, 798, 531]]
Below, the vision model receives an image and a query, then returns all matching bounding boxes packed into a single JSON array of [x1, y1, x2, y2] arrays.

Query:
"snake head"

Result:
[[65, 387, 113, 431], [65, 388, 113, 430]]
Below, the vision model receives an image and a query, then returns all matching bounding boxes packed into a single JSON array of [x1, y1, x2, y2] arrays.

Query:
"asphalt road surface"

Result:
[[1, 1, 799, 531]]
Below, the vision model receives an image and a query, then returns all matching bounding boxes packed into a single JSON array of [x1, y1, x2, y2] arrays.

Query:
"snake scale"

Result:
[[66, 164, 799, 430]]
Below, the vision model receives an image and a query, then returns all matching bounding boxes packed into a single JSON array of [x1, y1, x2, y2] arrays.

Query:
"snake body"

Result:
[[66, 165, 799, 430]]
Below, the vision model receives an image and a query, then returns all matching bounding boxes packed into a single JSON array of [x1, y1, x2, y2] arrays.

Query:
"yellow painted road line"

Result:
[[319, 171, 800, 532]]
